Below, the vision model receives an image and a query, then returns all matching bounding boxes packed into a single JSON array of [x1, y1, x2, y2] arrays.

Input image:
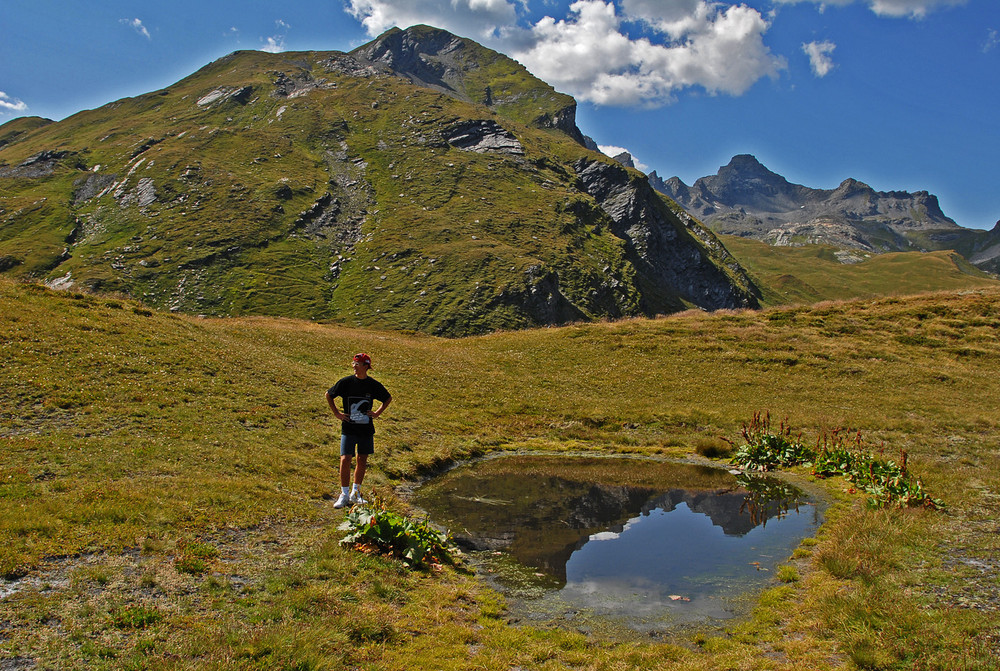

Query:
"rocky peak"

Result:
[[349, 25, 587, 146], [656, 154, 970, 261], [611, 151, 635, 169], [351, 25, 464, 92], [702, 154, 796, 203], [831, 178, 874, 199], [718, 154, 779, 181], [647, 171, 684, 195]]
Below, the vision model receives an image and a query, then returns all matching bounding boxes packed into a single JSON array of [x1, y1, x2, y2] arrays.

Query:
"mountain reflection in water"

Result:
[[413, 455, 821, 628]]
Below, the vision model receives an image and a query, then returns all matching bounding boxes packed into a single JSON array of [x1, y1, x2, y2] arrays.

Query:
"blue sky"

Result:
[[2, 0, 997, 229]]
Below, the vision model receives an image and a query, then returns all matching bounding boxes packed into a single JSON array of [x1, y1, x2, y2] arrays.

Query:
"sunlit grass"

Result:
[[2, 277, 1000, 668], [721, 235, 998, 307]]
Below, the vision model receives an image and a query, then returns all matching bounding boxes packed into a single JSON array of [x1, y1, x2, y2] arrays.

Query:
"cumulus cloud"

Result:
[[262, 19, 290, 53], [600, 144, 631, 158], [773, 0, 966, 19], [0, 91, 28, 113], [803, 40, 836, 77], [519, 1, 784, 105], [344, 0, 785, 107], [262, 37, 285, 53], [120, 18, 151, 39], [621, 0, 712, 39], [345, 0, 519, 42], [599, 144, 648, 170]]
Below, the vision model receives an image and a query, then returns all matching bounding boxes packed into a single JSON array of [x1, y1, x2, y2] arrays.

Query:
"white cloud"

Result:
[[589, 531, 620, 541], [0, 91, 28, 113], [262, 37, 285, 53], [262, 19, 290, 53], [621, 0, 710, 39], [589, 517, 639, 541], [868, 0, 965, 17], [803, 40, 836, 77], [120, 18, 151, 40], [773, 0, 966, 19], [600, 144, 630, 157], [345, 0, 519, 42], [983, 28, 999, 53], [599, 144, 648, 170], [345, 0, 784, 107]]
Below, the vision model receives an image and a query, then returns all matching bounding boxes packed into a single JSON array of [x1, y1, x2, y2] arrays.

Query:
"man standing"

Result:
[[326, 352, 392, 508]]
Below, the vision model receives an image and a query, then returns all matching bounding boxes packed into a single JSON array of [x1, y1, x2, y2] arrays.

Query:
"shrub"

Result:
[[694, 436, 734, 459], [339, 493, 459, 569], [730, 412, 944, 510], [729, 411, 811, 471]]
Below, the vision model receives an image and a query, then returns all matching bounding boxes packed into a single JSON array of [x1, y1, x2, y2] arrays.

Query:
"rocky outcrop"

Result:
[[72, 172, 117, 204], [115, 177, 156, 209], [351, 25, 466, 94], [196, 86, 254, 107], [270, 71, 336, 99], [0, 150, 71, 178], [573, 157, 758, 312], [444, 120, 523, 155], [961, 221, 1000, 275], [611, 151, 635, 169], [350, 25, 588, 146]]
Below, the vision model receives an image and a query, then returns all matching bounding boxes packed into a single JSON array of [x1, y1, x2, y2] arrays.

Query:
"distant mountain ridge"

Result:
[[648, 154, 1000, 273], [0, 25, 756, 336]]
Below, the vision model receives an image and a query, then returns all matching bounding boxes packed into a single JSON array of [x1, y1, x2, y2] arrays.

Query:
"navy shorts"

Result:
[[341, 434, 374, 456]]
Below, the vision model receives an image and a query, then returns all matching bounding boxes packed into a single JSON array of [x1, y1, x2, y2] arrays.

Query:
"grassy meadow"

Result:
[[2, 275, 1000, 669], [721, 235, 999, 307]]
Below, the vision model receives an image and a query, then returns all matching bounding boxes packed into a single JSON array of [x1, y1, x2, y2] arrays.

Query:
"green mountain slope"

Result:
[[0, 26, 755, 336], [720, 234, 1000, 306], [0, 116, 52, 150]]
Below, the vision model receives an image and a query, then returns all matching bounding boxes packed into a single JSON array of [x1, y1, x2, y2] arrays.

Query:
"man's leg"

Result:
[[349, 437, 373, 504], [334, 436, 355, 508], [340, 454, 353, 487], [354, 453, 368, 486]]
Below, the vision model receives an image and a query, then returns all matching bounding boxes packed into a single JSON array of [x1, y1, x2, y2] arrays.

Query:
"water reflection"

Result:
[[412, 455, 822, 632]]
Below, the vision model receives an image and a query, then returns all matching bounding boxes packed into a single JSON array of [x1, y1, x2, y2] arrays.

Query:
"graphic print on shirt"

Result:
[[348, 397, 372, 424]]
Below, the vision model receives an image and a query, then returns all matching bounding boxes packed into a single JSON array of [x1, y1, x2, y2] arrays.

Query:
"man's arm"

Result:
[[326, 390, 347, 421], [371, 395, 391, 419]]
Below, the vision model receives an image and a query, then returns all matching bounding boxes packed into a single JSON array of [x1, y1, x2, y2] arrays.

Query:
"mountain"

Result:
[[0, 25, 756, 336], [653, 155, 1000, 274]]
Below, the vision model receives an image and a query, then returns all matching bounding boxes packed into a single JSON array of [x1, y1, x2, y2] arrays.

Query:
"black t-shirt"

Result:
[[328, 375, 391, 436]]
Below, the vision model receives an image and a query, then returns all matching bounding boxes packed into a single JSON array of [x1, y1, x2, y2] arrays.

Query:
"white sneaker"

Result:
[[349, 489, 366, 505], [334, 492, 350, 509]]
